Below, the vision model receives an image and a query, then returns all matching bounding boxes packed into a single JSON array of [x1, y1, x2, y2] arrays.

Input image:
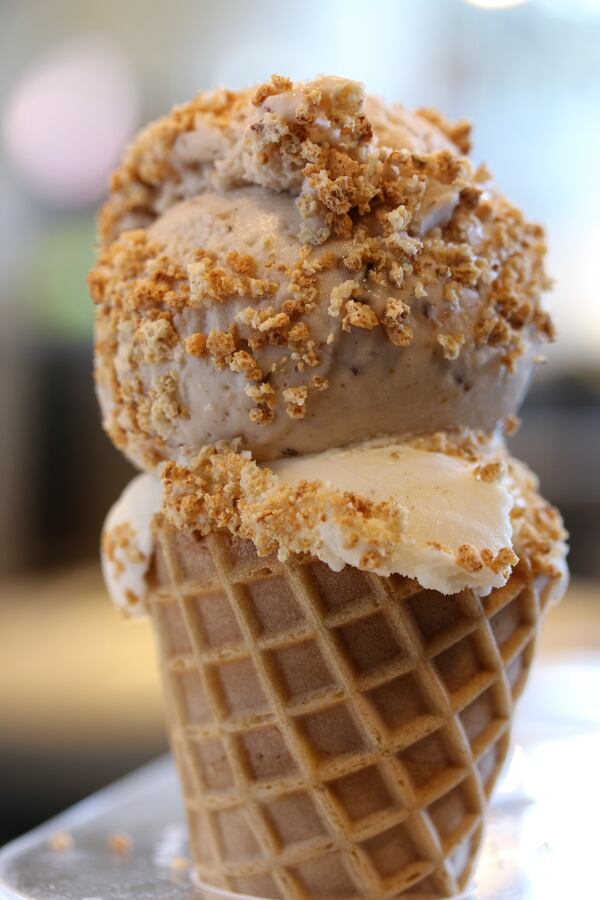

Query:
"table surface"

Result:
[[1, 649, 599, 899], [0, 570, 599, 899], [0, 566, 163, 751]]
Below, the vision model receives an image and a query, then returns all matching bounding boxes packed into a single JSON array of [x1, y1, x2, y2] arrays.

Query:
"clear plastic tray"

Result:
[[1, 657, 599, 900]]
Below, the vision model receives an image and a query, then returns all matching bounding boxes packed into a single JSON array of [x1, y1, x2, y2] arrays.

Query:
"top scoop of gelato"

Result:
[[90, 75, 554, 469]]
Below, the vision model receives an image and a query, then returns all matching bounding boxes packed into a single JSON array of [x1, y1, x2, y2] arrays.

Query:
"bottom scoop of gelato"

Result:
[[101, 432, 568, 617]]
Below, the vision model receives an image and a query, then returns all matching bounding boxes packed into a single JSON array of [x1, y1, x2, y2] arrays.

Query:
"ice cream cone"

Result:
[[146, 520, 554, 900], [92, 73, 568, 900]]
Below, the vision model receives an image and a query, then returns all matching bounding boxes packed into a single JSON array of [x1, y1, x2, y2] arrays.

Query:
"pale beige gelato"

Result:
[[91, 74, 552, 471], [94, 186, 533, 465]]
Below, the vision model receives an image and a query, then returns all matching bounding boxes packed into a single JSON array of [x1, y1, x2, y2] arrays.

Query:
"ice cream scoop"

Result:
[[90, 75, 553, 470]]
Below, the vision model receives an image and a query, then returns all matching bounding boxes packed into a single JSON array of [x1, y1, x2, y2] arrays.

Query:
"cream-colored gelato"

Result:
[[159, 434, 568, 602], [271, 441, 569, 598], [101, 472, 161, 616], [269, 442, 515, 592], [102, 435, 568, 614]]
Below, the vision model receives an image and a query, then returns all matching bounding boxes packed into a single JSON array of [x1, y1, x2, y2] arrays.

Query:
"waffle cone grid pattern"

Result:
[[147, 527, 551, 900]]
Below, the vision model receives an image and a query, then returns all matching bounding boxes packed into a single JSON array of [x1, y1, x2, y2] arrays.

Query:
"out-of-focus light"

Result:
[[538, 0, 600, 18], [463, 0, 528, 8], [2, 38, 139, 209]]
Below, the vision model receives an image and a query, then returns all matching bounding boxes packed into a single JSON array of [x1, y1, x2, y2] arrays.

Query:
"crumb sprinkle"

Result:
[[107, 833, 132, 854], [437, 333, 465, 360], [48, 832, 73, 852]]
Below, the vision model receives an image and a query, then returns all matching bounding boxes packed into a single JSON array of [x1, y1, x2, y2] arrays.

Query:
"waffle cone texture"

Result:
[[147, 522, 553, 900]]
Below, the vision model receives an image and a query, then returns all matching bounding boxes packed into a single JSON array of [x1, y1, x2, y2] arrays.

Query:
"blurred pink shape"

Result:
[[2, 37, 139, 208]]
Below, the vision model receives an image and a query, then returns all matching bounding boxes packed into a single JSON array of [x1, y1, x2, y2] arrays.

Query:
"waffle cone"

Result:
[[146, 522, 553, 899]]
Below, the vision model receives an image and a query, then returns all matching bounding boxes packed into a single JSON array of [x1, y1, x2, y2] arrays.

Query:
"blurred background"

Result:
[[1, 0, 598, 847]]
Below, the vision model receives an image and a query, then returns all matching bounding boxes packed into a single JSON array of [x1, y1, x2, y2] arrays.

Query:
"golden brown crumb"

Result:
[[328, 279, 358, 317], [246, 381, 276, 425], [382, 297, 412, 347], [360, 550, 384, 569], [389, 263, 404, 288], [386, 205, 411, 234], [474, 461, 506, 483], [230, 349, 262, 381], [249, 406, 276, 425], [107, 833, 132, 854], [475, 163, 492, 183], [257, 311, 289, 332], [456, 543, 483, 573], [481, 547, 519, 574], [343, 300, 379, 331], [416, 107, 472, 154], [288, 321, 310, 342], [505, 415, 521, 436], [437, 333, 465, 360], [188, 256, 278, 306], [407, 428, 496, 463], [135, 318, 178, 364], [101, 522, 145, 579], [206, 329, 236, 368], [444, 284, 460, 304], [283, 385, 309, 419], [252, 73, 293, 106], [149, 372, 188, 438], [508, 459, 568, 581], [426, 539, 453, 555], [184, 332, 206, 357], [48, 832, 73, 852], [226, 250, 257, 276]]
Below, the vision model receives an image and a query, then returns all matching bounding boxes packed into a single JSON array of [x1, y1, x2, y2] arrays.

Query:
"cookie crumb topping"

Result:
[[159, 431, 566, 588]]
